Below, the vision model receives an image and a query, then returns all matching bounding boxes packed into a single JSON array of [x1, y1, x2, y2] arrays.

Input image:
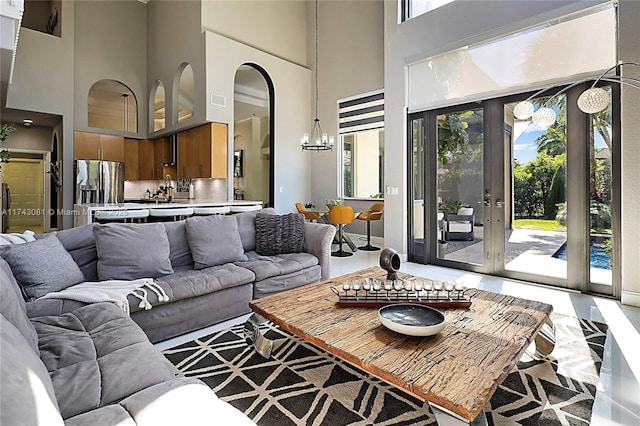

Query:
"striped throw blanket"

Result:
[[39, 278, 169, 314]]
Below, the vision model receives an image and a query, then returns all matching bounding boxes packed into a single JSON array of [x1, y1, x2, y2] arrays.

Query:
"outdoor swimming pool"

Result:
[[552, 242, 611, 270]]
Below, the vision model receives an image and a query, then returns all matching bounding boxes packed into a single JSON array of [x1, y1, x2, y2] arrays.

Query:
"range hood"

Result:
[[162, 134, 177, 166]]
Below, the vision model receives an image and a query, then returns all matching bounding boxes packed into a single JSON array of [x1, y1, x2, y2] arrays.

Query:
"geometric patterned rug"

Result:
[[163, 313, 608, 426]]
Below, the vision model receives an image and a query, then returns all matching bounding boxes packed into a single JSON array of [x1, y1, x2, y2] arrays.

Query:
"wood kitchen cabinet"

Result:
[[124, 139, 139, 181], [177, 123, 228, 179], [138, 139, 155, 180], [74, 131, 125, 162]]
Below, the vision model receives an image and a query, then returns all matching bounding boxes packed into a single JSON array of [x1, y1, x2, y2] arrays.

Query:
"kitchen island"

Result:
[[74, 200, 263, 226]]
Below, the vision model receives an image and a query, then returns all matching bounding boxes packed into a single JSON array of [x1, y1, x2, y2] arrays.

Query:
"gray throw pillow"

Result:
[[1, 236, 85, 300], [93, 223, 174, 280], [185, 215, 248, 269], [255, 212, 306, 256]]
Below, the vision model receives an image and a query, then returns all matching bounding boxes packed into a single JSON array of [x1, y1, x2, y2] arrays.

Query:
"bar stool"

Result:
[[193, 206, 231, 215], [148, 207, 194, 221], [356, 203, 384, 251], [295, 203, 321, 222], [94, 209, 149, 223], [230, 204, 262, 213], [328, 205, 355, 257]]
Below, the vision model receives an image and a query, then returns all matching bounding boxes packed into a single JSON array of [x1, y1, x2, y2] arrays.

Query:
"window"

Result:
[[342, 130, 384, 198], [402, 0, 454, 21], [339, 91, 384, 199]]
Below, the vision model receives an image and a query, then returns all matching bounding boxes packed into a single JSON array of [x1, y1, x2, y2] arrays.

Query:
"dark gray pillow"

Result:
[[255, 212, 305, 256], [234, 207, 276, 252], [185, 215, 248, 269], [163, 221, 193, 268], [55, 224, 99, 281], [1, 236, 85, 300], [93, 223, 174, 280]]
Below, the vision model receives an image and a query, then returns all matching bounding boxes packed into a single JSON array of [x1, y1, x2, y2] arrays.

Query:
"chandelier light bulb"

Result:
[[513, 101, 535, 120], [577, 87, 610, 114], [532, 107, 557, 128]]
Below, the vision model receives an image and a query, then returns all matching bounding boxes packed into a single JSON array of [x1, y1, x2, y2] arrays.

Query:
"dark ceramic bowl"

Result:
[[378, 304, 446, 336]]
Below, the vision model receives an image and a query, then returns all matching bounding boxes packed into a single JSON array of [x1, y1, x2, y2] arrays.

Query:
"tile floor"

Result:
[[157, 236, 640, 425]]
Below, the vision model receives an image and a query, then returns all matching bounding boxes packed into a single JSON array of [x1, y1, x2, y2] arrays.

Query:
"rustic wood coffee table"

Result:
[[245, 266, 555, 425]]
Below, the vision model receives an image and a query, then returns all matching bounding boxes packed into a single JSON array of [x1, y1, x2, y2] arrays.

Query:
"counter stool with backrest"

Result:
[[356, 202, 384, 251], [94, 209, 149, 224], [230, 204, 262, 214], [194, 206, 231, 215], [295, 202, 321, 222], [148, 207, 194, 222], [328, 205, 355, 257]]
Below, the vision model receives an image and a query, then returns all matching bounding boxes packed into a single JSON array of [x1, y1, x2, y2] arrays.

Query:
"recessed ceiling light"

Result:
[[23, 119, 33, 127]]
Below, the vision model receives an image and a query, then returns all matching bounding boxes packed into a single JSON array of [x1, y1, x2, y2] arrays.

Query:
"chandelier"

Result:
[[513, 62, 640, 128], [301, 0, 334, 152]]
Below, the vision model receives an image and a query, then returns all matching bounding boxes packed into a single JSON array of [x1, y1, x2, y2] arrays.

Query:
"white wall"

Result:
[[201, 0, 307, 67], [310, 0, 384, 208], [204, 31, 311, 212], [74, 0, 147, 137]]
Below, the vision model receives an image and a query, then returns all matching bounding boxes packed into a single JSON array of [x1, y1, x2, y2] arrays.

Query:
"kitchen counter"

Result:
[[73, 200, 263, 226]]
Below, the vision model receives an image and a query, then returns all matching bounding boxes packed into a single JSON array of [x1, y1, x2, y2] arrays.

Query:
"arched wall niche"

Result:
[[150, 80, 166, 132], [87, 79, 137, 133], [174, 63, 194, 124]]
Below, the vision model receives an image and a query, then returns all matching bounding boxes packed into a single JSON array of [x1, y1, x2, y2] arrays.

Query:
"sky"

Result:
[[513, 120, 609, 164]]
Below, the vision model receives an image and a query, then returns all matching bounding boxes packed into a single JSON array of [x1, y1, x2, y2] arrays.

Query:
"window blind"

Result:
[[338, 91, 384, 134]]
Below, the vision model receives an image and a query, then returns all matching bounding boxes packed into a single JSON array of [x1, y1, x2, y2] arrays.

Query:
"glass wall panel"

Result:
[[504, 94, 567, 279], [436, 108, 483, 265], [409, 116, 425, 261], [589, 86, 613, 286]]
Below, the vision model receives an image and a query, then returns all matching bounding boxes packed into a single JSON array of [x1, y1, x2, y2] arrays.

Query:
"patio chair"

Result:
[[445, 207, 474, 241]]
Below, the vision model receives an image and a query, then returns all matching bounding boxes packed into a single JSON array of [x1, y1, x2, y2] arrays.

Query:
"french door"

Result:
[[408, 85, 619, 297]]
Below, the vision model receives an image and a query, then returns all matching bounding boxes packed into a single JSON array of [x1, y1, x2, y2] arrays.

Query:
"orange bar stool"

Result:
[[295, 202, 321, 222], [356, 203, 384, 251], [328, 205, 355, 257]]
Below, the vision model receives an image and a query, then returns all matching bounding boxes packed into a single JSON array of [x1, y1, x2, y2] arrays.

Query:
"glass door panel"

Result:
[[409, 116, 425, 262], [503, 94, 568, 281], [589, 86, 613, 289], [436, 108, 484, 267]]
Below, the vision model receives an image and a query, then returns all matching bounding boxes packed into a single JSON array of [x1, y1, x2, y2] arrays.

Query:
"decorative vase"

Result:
[[379, 247, 400, 281]]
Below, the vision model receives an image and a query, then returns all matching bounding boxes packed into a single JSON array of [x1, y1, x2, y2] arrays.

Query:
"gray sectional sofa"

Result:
[[1, 259, 254, 425], [0, 208, 335, 425], [20, 208, 336, 342]]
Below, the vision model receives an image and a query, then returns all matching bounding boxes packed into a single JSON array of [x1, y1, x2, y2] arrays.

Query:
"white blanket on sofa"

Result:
[[38, 278, 170, 314]]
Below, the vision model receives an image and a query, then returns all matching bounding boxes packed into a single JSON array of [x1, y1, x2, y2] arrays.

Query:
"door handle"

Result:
[[495, 199, 504, 208], [483, 200, 491, 207]]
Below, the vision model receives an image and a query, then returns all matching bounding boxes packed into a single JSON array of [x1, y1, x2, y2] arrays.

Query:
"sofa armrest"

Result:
[[65, 377, 255, 426], [304, 222, 336, 280]]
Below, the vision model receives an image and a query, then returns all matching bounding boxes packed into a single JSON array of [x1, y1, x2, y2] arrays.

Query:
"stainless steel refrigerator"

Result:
[[74, 160, 125, 204]]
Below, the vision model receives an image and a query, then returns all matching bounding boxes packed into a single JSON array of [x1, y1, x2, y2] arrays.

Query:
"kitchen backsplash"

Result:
[[124, 178, 228, 201]]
